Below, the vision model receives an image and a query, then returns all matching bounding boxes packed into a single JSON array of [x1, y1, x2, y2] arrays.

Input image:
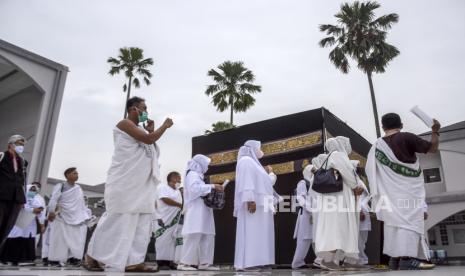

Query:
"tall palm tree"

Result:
[[107, 47, 154, 118], [205, 61, 261, 125], [319, 1, 399, 137]]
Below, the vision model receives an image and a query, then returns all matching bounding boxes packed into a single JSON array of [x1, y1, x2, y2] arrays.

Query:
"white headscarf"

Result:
[[350, 160, 360, 169], [312, 154, 328, 169], [302, 164, 314, 182], [237, 140, 263, 165], [8, 134, 26, 144], [186, 154, 211, 177], [325, 136, 352, 156]]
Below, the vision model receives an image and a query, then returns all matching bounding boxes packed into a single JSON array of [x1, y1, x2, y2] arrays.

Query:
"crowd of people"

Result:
[[0, 96, 441, 272]]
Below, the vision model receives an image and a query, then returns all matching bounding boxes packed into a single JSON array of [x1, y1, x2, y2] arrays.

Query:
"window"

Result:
[[423, 168, 441, 183], [453, 229, 465, 244], [428, 228, 437, 246]]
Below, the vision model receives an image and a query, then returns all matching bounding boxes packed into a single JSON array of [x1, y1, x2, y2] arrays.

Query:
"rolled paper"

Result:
[[410, 105, 434, 127], [222, 179, 230, 188]]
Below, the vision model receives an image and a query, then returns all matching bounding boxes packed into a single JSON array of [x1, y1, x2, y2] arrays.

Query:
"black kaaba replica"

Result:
[[192, 108, 381, 266]]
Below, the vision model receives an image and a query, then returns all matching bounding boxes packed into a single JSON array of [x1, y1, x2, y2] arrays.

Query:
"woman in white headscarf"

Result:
[[178, 154, 223, 271], [234, 140, 277, 271], [291, 164, 315, 269], [0, 184, 45, 266], [312, 136, 364, 271]]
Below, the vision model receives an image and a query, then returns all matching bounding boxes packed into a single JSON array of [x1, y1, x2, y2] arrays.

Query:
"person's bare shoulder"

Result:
[[116, 119, 135, 131]]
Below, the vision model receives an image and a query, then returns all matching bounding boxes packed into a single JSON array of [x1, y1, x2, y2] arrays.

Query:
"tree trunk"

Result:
[[124, 76, 133, 119], [229, 95, 234, 125], [367, 71, 381, 138]]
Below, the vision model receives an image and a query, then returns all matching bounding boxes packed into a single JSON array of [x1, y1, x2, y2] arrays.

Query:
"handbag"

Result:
[[186, 170, 226, 210], [311, 152, 343, 194], [202, 189, 226, 210]]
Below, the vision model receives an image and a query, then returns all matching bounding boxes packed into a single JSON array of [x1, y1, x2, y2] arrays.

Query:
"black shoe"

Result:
[[169, 262, 178, 270], [399, 258, 435, 270], [49, 261, 62, 267], [388, 257, 399, 270], [67, 257, 81, 266], [42, 258, 49, 266]]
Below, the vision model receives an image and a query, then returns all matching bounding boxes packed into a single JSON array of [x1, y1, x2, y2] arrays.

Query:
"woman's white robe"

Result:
[[180, 170, 215, 265], [292, 179, 314, 268], [8, 193, 46, 243], [234, 156, 277, 269], [313, 151, 360, 260]]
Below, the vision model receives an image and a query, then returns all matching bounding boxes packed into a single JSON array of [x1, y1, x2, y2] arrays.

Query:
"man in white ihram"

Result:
[[234, 140, 277, 271], [47, 168, 90, 266], [366, 113, 439, 270], [85, 96, 173, 272]]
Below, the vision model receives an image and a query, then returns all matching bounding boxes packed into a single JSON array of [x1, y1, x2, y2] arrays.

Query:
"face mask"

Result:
[[175, 182, 181, 189], [27, 191, 37, 198], [14, 145, 24, 154], [256, 149, 264, 159], [135, 108, 148, 123]]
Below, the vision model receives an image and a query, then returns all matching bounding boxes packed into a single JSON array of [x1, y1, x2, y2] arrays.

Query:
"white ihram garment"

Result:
[[48, 184, 90, 262], [366, 138, 429, 260], [87, 126, 161, 271]]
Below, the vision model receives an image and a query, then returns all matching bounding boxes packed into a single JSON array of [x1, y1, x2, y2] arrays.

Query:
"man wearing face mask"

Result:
[[154, 171, 183, 270], [234, 140, 277, 271], [85, 96, 173, 273], [0, 135, 28, 250]]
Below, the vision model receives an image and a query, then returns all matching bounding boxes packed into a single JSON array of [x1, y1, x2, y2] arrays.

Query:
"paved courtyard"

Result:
[[0, 265, 464, 276]]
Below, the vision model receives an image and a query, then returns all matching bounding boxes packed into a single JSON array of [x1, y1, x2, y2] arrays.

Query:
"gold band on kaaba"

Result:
[[208, 130, 323, 166]]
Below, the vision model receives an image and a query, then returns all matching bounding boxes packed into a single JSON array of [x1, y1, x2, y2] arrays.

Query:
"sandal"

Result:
[[125, 263, 159, 273], [83, 255, 104, 272]]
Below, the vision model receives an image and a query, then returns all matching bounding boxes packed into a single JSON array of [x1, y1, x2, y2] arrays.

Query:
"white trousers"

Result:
[[358, 231, 369, 264], [48, 218, 87, 262], [87, 212, 151, 272], [292, 238, 312, 268], [180, 233, 214, 266]]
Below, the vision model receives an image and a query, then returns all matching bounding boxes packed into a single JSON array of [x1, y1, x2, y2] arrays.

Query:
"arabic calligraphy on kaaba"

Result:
[[208, 130, 323, 166]]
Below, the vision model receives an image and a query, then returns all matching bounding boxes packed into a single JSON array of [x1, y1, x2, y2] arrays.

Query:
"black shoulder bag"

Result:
[[311, 152, 343, 194]]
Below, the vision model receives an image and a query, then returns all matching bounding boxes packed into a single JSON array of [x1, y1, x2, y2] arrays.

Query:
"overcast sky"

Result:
[[1, 0, 464, 185]]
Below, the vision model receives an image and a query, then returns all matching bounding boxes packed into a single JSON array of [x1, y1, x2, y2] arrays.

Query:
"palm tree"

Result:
[[205, 121, 236, 134], [319, 1, 399, 137], [205, 61, 261, 125], [107, 47, 154, 118]]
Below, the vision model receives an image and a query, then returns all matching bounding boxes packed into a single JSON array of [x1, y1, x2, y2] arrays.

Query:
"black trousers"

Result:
[[0, 200, 22, 250], [0, 236, 36, 263]]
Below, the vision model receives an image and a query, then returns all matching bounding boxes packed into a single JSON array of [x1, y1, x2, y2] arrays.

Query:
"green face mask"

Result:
[[138, 111, 148, 123]]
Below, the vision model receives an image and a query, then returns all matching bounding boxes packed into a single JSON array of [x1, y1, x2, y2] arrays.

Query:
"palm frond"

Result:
[[329, 47, 350, 73], [133, 77, 140, 88], [370, 13, 399, 30]]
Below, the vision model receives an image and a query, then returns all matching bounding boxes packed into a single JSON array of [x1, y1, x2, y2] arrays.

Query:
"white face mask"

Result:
[[175, 182, 181, 189], [256, 149, 264, 159], [14, 145, 24, 154]]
